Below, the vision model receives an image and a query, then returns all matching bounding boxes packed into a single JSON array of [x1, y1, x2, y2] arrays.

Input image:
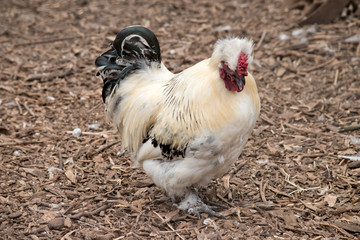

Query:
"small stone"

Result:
[[30, 235, 40, 240], [319, 187, 328, 196], [306, 25, 317, 33], [46, 96, 55, 101], [212, 25, 232, 32], [48, 217, 64, 230], [13, 150, 21, 156], [292, 28, 305, 38], [345, 34, 360, 43], [5, 101, 16, 106], [278, 33, 289, 41], [88, 123, 100, 130], [317, 115, 325, 122], [350, 136, 360, 145], [257, 158, 269, 164], [72, 128, 82, 137]]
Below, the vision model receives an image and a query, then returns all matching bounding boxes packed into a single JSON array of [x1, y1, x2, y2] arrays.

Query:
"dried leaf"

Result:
[[65, 169, 77, 184], [40, 211, 59, 223], [324, 194, 337, 207], [283, 210, 298, 227], [334, 221, 360, 233], [276, 67, 286, 77], [64, 217, 72, 228]]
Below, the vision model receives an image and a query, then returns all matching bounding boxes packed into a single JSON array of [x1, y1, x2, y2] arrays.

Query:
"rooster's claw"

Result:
[[175, 191, 225, 219]]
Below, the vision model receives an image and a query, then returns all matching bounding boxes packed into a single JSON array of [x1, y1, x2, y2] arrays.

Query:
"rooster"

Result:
[[95, 26, 260, 218]]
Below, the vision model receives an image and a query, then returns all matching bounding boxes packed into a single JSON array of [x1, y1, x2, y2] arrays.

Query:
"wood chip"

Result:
[[64, 169, 77, 184], [2, 0, 360, 239]]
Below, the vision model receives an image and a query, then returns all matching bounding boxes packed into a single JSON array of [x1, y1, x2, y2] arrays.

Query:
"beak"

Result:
[[234, 75, 246, 91]]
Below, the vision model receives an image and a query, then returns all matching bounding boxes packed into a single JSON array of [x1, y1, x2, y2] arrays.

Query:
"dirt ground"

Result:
[[1, 0, 360, 239]]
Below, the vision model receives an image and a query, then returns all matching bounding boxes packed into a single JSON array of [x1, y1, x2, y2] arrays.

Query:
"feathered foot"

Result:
[[174, 190, 225, 219]]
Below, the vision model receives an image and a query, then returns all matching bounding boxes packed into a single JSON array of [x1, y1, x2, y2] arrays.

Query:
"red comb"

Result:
[[237, 53, 248, 77]]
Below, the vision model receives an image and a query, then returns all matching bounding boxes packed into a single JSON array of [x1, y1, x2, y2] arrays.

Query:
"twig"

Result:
[[133, 210, 144, 229], [216, 193, 236, 207], [255, 29, 267, 50], [0, 141, 44, 147], [259, 180, 268, 203], [76, 220, 99, 230], [60, 230, 77, 240], [22, 103, 35, 116], [89, 102, 103, 112], [280, 43, 308, 51], [230, 160, 248, 178], [279, 168, 321, 195], [300, 153, 325, 159], [301, 58, 335, 73], [15, 36, 82, 47], [25, 69, 73, 82], [349, 88, 360, 91], [268, 184, 292, 197], [329, 202, 360, 215], [58, 150, 64, 170], [289, 186, 321, 195], [64, 203, 78, 215], [113, 237, 125, 240], [88, 140, 122, 157], [260, 114, 276, 125], [283, 225, 312, 235], [66, 130, 114, 136], [338, 125, 360, 133], [283, 122, 316, 134], [277, 60, 299, 74], [279, 167, 290, 181], [0, 168, 31, 180], [310, 236, 323, 240], [69, 204, 112, 219], [283, 122, 335, 136], [283, 173, 320, 195], [333, 69, 339, 85], [0, 180, 55, 195], [159, 228, 195, 233], [339, 155, 360, 161], [314, 222, 355, 239], [339, 115, 360, 120], [153, 211, 185, 240], [253, 180, 291, 198], [15, 100, 23, 114]]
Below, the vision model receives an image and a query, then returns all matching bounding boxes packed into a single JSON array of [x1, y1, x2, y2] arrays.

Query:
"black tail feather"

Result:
[[95, 26, 162, 102], [113, 26, 161, 63]]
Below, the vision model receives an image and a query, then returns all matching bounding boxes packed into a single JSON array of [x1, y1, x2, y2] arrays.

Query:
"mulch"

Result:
[[1, 0, 360, 239]]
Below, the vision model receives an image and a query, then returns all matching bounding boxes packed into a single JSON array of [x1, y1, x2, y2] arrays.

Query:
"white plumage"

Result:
[[96, 26, 260, 218]]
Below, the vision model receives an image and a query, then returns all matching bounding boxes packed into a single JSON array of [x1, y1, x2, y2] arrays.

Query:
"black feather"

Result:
[[113, 26, 161, 63], [142, 132, 186, 160], [95, 26, 162, 102]]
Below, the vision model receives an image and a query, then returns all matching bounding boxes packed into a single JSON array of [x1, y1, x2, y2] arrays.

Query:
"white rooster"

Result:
[[95, 26, 260, 218]]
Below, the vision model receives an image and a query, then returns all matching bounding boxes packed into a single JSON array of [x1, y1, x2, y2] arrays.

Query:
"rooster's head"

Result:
[[210, 38, 253, 92]]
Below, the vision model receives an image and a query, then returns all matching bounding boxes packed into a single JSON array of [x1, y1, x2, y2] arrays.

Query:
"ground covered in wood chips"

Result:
[[1, 0, 360, 239]]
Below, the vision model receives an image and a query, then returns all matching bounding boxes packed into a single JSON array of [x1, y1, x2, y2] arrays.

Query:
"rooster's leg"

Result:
[[141, 157, 224, 218], [174, 190, 224, 219]]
